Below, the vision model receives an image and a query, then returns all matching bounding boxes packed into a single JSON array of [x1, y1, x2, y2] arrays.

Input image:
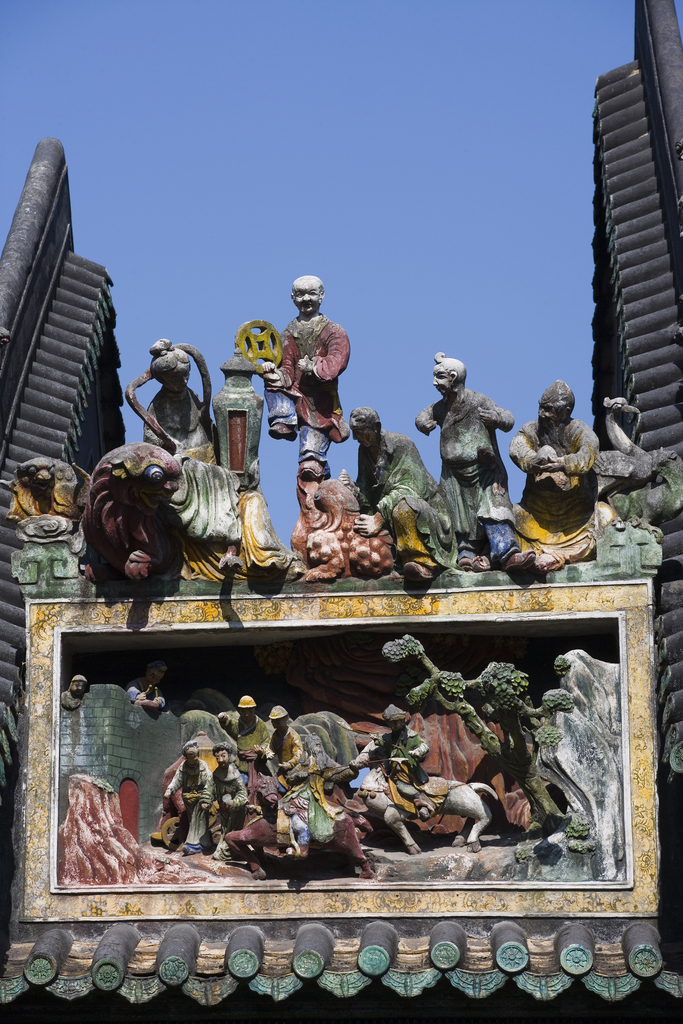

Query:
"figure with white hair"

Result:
[[416, 353, 536, 573], [261, 276, 350, 481]]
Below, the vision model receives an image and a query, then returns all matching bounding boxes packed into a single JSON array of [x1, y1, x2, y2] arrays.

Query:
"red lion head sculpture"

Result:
[[82, 442, 181, 581]]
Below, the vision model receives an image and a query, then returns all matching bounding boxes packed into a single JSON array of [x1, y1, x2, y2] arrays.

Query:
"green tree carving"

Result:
[[382, 635, 574, 833]]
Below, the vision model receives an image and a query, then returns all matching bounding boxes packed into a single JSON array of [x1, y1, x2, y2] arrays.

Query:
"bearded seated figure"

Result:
[[509, 381, 614, 573]]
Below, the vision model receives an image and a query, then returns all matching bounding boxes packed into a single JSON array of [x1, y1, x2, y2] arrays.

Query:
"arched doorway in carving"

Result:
[[119, 778, 139, 841]]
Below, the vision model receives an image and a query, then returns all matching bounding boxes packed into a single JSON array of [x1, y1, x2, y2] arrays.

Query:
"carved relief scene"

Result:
[[7, 3, 683, 1005], [2, 274, 660, 901], [2, 273, 660, 914], [56, 621, 627, 890]]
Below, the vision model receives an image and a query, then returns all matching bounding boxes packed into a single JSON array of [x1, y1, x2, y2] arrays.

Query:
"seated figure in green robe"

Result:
[[340, 407, 456, 582]]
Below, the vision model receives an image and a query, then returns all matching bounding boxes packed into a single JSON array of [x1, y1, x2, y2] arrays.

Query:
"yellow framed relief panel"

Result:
[[20, 581, 657, 922]]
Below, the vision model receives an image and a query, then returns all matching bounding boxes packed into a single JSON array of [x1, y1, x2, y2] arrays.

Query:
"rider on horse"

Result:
[[351, 705, 436, 819], [277, 735, 361, 858]]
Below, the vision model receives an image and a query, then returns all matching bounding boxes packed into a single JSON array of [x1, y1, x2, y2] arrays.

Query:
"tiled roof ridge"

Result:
[[0, 254, 123, 698], [591, 60, 679, 437], [591, 0, 683, 966], [0, 142, 124, 829], [0, 921, 670, 1008]]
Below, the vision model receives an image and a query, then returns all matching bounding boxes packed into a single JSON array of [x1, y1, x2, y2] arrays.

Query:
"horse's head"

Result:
[[252, 772, 279, 809]]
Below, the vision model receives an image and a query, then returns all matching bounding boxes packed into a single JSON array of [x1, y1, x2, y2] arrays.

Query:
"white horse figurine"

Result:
[[358, 766, 498, 855]]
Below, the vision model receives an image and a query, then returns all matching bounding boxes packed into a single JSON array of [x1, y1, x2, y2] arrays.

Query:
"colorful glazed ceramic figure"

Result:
[[416, 353, 535, 573], [277, 735, 353, 859], [596, 396, 683, 527], [125, 339, 215, 462], [218, 695, 271, 781], [163, 740, 213, 856], [60, 674, 88, 711], [81, 442, 182, 581], [6, 457, 89, 523], [261, 276, 350, 481], [351, 704, 434, 816], [509, 381, 609, 572], [353, 702, 498, 855], [344, 406, 456, 582], [290, 473, 395, 582], [201, 743, 248, 863], [266, 705, 304, 791], [125, 660, 167, 709]]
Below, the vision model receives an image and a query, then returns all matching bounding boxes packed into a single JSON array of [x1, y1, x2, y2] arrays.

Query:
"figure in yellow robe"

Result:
[[509, 381, 614, 573]]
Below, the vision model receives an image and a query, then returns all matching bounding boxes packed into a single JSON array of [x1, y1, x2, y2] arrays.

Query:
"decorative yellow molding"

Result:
[[21, 582, 657, 922]]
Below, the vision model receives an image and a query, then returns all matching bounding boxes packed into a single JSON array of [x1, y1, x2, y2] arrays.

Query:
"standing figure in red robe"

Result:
[[261, 276, 350, 480]]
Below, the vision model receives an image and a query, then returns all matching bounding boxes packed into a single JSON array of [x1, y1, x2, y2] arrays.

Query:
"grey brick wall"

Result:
[[59, 684, 181, 839]]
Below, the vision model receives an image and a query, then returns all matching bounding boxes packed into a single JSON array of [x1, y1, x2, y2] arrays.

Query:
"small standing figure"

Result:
[[351, 705, 435, 819], [261, 276, 350, 481], [265, 705, 304, 791], [126, 660, 167, 709], [345, 407, 456, 581], [201, 743, 248, 863], [416, 353, 535, 572], [217, 695, 271, 782], [60, 674, 88, 711], [509, 380, 606, 572], [163, 740, 213, 855]]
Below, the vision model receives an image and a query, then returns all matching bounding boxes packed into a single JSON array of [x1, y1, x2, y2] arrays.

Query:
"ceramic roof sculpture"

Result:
[[4, 3, 683, 1019]]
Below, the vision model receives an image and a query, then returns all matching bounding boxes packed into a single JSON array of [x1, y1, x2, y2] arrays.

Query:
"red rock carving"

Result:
[[58, 774, 206, 885]]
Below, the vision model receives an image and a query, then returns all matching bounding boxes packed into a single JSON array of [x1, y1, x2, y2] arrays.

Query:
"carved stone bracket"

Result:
[[317, 970, 372, 998], [381, 968, 440, 997], [513, 971, 573, 1001], [11, 515, 85, 586], [654, 970, 683, 997], [446, 968, 507, 998], [117, 975, 166, 1003]]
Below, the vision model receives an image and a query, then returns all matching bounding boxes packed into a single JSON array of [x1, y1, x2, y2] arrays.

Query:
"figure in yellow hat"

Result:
[[266, 706, 304, 791], [217, 695, 271, 782]]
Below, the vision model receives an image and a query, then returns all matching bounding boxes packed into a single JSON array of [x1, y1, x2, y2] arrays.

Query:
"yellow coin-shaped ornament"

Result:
[[235, 320, 282, 373]]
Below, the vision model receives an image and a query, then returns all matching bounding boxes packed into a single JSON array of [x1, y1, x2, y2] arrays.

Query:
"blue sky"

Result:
[[0, 1, 644, 541]]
